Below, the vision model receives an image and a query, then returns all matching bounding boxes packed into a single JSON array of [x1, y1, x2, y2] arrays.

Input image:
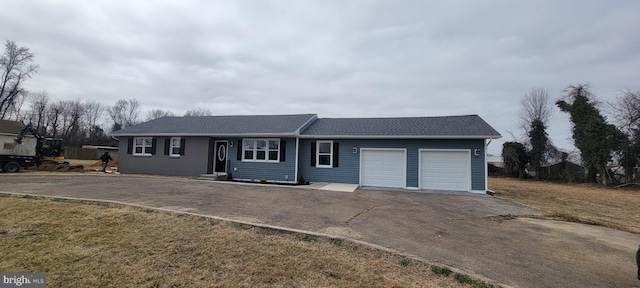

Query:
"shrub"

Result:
[[300, 234, 316, 242], [431, 265, 452, 276], [398, 258, 411, 266], [453, 273, 494, 288]]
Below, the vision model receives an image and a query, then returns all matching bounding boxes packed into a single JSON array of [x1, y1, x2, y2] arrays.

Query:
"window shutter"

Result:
[[333, 142, 339, 167], [180, 138, 186, 155], [164, 139, 170, 155], [127, 138, 133, 154], [151, 138, 157, 155], [280, 140, 286, 162], [237, 140, 242, 160], [310, 142, 316, 166]]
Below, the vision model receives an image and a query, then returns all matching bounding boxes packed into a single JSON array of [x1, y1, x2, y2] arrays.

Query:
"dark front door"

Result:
[[214, 141, 228, 173]]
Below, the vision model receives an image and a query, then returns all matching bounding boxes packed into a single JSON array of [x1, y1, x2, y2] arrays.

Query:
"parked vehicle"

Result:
[[0, 122, 67, 173]]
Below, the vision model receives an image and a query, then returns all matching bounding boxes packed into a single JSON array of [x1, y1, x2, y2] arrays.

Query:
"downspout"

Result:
[[485, 138, 492, 193], [294, 137, 300, 184]]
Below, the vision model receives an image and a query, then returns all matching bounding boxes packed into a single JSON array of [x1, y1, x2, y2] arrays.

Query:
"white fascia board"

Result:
[[81, 145, 118, 150], [298, 135, 502, 140]]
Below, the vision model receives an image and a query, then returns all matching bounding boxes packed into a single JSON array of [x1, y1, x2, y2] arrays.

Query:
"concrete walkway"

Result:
[[1, 174, 639, 288]]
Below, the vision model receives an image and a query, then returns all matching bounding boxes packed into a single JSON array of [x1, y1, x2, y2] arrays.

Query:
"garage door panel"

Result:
[[361, 149, 406, 188], [420, 150, 469, 191]]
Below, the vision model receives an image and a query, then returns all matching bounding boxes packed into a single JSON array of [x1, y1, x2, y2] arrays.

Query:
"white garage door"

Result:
[[360, 149, 406, 188], [420, 150, 470, 191]]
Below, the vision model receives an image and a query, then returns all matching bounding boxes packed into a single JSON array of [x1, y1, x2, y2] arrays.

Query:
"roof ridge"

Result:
[[316, 114, 479, 120], [177, 113, 317, 118]]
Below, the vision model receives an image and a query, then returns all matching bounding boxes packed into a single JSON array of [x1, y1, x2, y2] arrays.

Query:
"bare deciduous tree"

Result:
[[108, 98, 141, 130], [4, 90, 28, 121], [0, 40, 38, 119], [26, 90, 49, 134], [60, 100, 84, 143], [184, 107, 213, 116], [610, 89, 640, 183], [46, 101, 63, 138], [518, 87, 553, 133], [611, 89, 640, 136], [146, 109, 176, 121], [84, 100, 103, 137], [517, 88, 558, 178]]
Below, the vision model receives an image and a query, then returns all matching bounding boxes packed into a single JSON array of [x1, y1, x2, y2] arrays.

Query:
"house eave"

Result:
[[298, 135, 502, 140], [108, 132, 300, 138]]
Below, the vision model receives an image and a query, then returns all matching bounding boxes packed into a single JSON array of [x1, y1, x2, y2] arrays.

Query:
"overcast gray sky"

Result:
[[2, 0, 639, 155]]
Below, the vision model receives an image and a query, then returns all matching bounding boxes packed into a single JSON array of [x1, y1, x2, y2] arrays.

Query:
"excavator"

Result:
[[0, 123, 68, 172], [14, 123, 67, 162]]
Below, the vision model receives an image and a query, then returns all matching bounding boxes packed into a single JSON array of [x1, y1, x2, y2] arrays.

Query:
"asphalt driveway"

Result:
[[1, 174, 639, 288]]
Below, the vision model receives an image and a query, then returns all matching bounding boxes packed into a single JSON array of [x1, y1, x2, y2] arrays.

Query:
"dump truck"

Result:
[[0, 120, 67, 173]]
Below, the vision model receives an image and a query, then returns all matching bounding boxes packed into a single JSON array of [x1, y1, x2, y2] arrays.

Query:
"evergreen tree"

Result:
[[502, 142, 528, 178], [528, 119, 549, 179]]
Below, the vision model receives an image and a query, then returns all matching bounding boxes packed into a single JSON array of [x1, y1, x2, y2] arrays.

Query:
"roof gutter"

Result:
[[297, 135, 503, 140], [109, 133, 300, 137]]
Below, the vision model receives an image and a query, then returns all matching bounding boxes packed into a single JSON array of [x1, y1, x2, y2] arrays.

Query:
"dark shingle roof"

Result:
[[110, 114, 317, 136], [300, 115, 501, 139], [110, 114, 501, 139], [0, 119, 25, 135]]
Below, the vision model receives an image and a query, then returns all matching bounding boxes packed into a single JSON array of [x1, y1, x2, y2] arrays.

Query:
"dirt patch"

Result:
[[65, 159, 101, 167], [484, 214, 517, 223], [86, 159, 118, 168], [34, 162, 85, 172], [489, 177, 640, 234]]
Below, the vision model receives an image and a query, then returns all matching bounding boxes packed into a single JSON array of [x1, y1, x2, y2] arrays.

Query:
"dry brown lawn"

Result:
[[0, 195, 481, 288], [489, 177, 640, 234]]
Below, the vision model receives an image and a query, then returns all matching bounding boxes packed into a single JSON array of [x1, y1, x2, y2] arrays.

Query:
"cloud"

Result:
[[1, 0, 639, 154]]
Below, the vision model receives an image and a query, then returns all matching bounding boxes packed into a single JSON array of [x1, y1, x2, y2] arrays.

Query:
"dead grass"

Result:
[[489, 177, 640, 234], [0, 195, 480, 288]]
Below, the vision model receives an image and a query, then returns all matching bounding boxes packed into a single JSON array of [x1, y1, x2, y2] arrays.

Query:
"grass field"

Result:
[[0, 195, 483, 288], [489, 177, 640, 234]]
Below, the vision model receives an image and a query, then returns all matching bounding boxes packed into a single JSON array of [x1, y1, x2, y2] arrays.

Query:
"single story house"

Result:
[[110, 114, 501, 193]]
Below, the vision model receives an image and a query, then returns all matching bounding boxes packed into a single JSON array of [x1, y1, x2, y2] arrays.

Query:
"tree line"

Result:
[[503, 85, 640, 185], [4, 40, 639, 184], [1, 40, 212, 148]]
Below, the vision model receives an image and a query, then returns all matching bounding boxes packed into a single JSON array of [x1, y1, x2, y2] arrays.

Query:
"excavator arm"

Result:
[[14, 123, 43, 144]]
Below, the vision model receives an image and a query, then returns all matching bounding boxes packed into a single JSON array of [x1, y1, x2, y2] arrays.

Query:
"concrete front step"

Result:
[[197, 174, 228, 181]]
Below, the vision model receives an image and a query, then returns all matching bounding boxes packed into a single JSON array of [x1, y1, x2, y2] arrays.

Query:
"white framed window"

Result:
[[133, 137, 153, 156], [170, 137, 181, 157], [316, 141, 333, 168], [242, 139, 280, 162]]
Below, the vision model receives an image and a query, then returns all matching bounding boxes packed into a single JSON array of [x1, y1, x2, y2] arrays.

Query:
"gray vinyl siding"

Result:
[[227, 137, 297, 183], [119, 136, 298, 181], [118, 136, 211, 176], [299, 138, 487, 191], [298, 139, 359, 184]]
